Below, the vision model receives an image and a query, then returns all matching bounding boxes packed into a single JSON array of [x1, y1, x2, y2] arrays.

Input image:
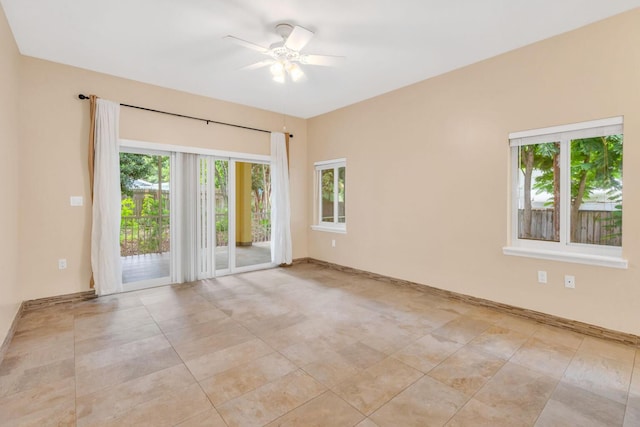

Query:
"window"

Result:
[[504, 117, 626, 268], [312, 158, 346, 233]]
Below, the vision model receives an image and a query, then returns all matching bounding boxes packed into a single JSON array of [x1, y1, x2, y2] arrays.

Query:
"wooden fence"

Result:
[[518, 209, 621, 246]]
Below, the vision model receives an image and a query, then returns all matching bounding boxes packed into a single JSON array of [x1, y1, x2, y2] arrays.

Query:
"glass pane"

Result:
[[214, 160, 229, 271], [338, 167, 346, 223], [569, 135, 622, 246], [236, 162, 272, 268], [120, 153, 171, 283], [517, 142, 560, 242], [198, 158, 210, 275], [321, 169, 335, 222]]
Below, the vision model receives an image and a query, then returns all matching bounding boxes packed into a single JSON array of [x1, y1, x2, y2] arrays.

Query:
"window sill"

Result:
[[311, 225, 347, 234], [503, 246, 628, 269]]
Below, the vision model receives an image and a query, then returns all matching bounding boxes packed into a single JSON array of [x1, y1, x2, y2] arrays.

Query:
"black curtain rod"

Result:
[[78, 94, 293, 138]]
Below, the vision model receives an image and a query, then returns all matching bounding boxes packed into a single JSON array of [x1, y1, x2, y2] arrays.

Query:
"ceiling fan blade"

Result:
[[300, 54, 345, 66], [224, 35, 269, 53], [284, 25, 314, 51], [242, 59, 275, 70]]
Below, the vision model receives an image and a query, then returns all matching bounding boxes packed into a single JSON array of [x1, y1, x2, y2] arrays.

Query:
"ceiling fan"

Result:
[[225, 23, 344, 83]]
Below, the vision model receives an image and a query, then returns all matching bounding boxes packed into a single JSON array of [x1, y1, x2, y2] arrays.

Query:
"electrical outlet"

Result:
[[70, 196, 83, 206], [564, 275, 575, 289], [537, 271, 547, 284], [331, 239, 336, 248], [58, 259, 67, 270]]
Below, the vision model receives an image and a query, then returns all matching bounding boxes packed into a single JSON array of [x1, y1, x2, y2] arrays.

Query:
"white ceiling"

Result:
[[3, 1, 640, 118]]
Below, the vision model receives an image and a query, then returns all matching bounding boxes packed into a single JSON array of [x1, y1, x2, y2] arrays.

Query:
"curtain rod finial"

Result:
[[78, 94, 89, 100]]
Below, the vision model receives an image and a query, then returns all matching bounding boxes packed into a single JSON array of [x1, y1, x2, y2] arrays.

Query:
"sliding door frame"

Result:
[[118, 146, 175, 291], [197, 156, 276, 279], [227, 158, 276, 275], [120, 138, 274, 286]]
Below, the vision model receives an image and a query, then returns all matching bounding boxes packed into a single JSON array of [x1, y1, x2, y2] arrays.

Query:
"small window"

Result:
[[504, 117, 626, 268], [312, 158, 346, 233]]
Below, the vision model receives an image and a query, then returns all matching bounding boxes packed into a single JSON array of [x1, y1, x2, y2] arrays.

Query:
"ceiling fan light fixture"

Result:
[[228, 23, 341, 84], [288, 63, 304, 82], [270, 62, 285, 76], [270, 61, 286, 83]]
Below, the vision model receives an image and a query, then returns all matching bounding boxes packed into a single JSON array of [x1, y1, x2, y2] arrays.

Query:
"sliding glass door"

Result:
[[196, 157, 230, 278], [118, 143, 275, 290], [119, 151, 173, 289], [215, 159, 231, 272], [197, 157, 274, 279], [234, 161, 272, 269]]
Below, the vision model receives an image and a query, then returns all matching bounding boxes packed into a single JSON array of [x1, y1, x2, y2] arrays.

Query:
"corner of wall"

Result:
[[0, 1, 24, 347]]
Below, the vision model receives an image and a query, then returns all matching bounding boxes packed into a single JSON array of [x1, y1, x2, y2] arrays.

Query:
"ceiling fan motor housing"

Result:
[[269, 42, 301, 62], [275, 23, 294, 39]]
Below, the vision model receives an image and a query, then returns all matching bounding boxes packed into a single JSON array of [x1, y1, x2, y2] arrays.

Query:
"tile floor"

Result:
[[1, 263, 638, 426]]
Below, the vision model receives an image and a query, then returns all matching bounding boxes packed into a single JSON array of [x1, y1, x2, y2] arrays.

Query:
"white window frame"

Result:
[[503, 117, 627, 269], [312, 158, 346, 234]]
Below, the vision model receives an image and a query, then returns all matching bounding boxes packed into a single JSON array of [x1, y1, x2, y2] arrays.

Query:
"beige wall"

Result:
[[17, 57, 308, 301], [0, 4, 21, 343], [308, 9, 640, 335]]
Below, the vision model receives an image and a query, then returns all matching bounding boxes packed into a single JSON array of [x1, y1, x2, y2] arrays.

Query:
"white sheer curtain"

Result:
[[91, 99, 123, 295], [270, 132, 292, 265]]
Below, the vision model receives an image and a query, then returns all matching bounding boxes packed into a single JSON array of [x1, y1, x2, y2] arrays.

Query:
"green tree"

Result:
[[321, 169, 334, 201], [519, 146, 534, 238], [119, 153, 154, 196], [251, 164, 271, 214], [119, 153, 171, 254], [569, 136, 622, 241], [144, 155, 170, 184], [528, 135, 622, 242], [523, 142, 560, 240], [214, 160, 228, 208]]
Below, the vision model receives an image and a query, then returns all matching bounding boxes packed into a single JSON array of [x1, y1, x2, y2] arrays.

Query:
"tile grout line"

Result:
[[254, 371, 337, 426], [419, 343, 479, 426], [203, 322, 327, 426], [73, 296, 215, 426], [527, 335, 583, 426], [268, 389, 369, 427], [622, 349, 638, 426], [365, 365, 427, 422], [141, 298, 232, 427], [436, 327, 567, 426]]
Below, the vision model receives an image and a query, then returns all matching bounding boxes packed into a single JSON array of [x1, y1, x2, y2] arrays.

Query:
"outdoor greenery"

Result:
[[519, 135, 622, 243], [320, 166, 346, 222], [120, 154, 170, 255], [119, 153, 169, 196], [251, 163, 270, 213], [120, 155, 272, 255], [251, 164, 271, 238]]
